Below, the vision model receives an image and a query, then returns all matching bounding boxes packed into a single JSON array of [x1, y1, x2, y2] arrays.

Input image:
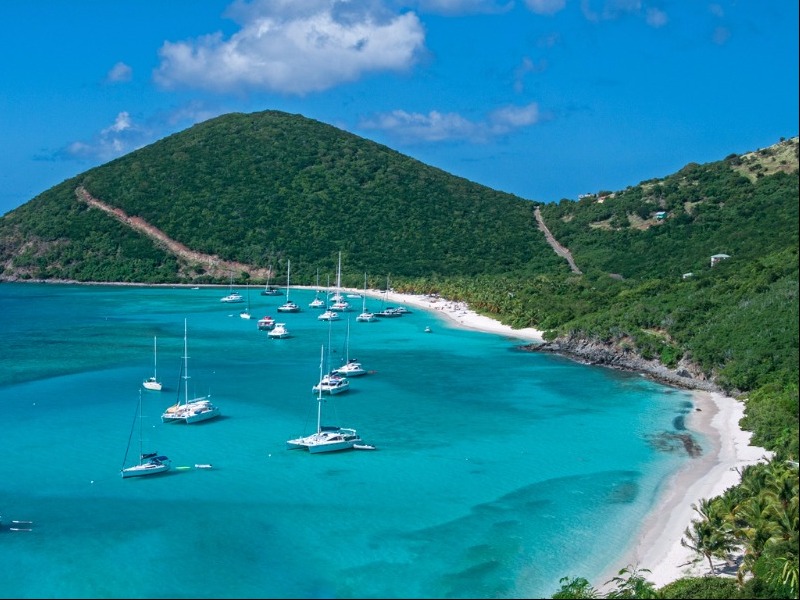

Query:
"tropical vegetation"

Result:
[[0, 111, 796, 598]]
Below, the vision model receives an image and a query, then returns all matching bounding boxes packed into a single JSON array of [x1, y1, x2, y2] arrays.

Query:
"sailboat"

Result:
[[356, 273, 376, 322], [313, 318, 350, 394], [142, 336, 163, 391], [220, 272, 244, 303], [122, 390, 171, 478], [288, 345, 362, 453], [162, 319, 222, 424], [329, 252, 350, 312], [261, 264, 281, 296], [309, 269, 325, 309], [318, 279, 340, 321], [239, 285, 253, 319], [332, 318, 366, 377], [277, 259, 300, 312], [375, 275, 402, 317]]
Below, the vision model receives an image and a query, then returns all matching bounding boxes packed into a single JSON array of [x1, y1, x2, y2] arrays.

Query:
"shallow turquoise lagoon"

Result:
[[0, 283, 697, 598]]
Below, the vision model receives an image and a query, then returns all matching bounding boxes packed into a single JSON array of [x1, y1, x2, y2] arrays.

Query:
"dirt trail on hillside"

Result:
[[76, 187, 270, 280], [76, 186, 579, 279], [534, 206, 582, 274]]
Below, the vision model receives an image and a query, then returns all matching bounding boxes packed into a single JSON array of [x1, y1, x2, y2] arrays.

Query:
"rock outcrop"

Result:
[[521, 334, 725, 393]]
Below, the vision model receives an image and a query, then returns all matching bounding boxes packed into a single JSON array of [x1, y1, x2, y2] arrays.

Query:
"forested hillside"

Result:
[[0, 112, 796, 598], [0, 110, 564, 286]]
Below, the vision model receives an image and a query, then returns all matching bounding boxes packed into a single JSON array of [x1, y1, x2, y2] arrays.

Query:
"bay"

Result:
[[0, 283, 698, 598]]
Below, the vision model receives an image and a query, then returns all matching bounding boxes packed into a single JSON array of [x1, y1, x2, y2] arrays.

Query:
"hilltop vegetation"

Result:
[[0, 111, 563, 285], [0, 112, 797, 598]]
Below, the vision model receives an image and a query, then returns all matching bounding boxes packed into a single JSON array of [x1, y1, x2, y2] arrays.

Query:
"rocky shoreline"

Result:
[[521, 334, 726, 394]]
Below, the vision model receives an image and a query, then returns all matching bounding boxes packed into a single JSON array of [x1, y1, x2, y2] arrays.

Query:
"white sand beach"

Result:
[[350, 286, 773, 590], [597, 390, 773, 589], [362, 288, 545, 342]]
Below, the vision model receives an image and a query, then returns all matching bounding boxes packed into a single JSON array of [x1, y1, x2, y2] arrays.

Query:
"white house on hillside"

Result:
[[710, 253, 731, 267]]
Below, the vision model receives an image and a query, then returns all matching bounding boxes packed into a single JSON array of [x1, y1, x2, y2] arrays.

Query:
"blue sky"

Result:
[[2, 1, 797, 215]]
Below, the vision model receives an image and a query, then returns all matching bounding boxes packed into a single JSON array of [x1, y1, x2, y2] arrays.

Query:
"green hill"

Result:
[[0, 110, 565, 286], [1, 111, 797, 597]]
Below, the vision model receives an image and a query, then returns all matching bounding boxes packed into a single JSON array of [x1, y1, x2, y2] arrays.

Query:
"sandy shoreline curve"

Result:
[[20, 280, 773, 589], [342, 285, 773, 589]]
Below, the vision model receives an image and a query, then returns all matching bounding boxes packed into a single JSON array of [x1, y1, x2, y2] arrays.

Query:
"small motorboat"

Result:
[[353, 443, 377, 451]]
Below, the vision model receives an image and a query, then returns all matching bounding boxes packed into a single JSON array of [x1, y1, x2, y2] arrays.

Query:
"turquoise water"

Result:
[[0, 283, 697, 599]]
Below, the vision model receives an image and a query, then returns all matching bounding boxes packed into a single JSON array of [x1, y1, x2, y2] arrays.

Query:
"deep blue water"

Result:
[[0, 283, 698, 598]]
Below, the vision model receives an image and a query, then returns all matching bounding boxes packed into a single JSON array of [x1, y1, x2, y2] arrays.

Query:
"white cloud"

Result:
[[712, 25, 730, 45], [59, 103, 229, 163], [708, 3, 725, 18], [645, 7, 667, 28], [360, 102, 543, 143], [106, 62, 132, 83], [410, 0, 513, 15], [581, 0, 641, 22], [488, 103, 541, 131], [102, 112, 133, 134], [524, 0, 566, 16], [514, 56, 547, 93], [153, 1, 426, 95], [63, 112, 149, 161]]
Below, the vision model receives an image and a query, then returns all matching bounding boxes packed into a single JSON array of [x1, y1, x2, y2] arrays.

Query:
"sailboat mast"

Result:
[[336, 251, 342, 293], [183, 319, 190, 406], [362, 273, 367, 312], [286, 260, 291, 302], [326, 317, 333, 373], [137, 390, 144, 464], [316, 344, 324, 434], [153, 336, 158, 379], [345, 318, 350, 363]]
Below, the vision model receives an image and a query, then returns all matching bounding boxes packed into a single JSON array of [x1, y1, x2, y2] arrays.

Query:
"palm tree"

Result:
[[551, 576, 600, 599], [733, 494, 782, 582], [680, 498, 736, 575], [603, 564, 660, 599]]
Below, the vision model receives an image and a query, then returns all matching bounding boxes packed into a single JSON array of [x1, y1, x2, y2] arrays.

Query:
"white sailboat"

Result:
[[288, 345, 362, 453], [239, 285, 253, 319], [356, 273, 376, 322], [309, 269, 325, 309], [313, 318, 350, 394], [317, 309, 340, 321], [329, 252, 350, 311], [142, 336, 163, 391], [220, 272, 244, 303], [277, 259, 300, 312], [261, 264, 281, 296], [375, 275, 402, 317], [162, 319, 221, 424], [122, 390, 171, 478], [332, 318, 366, 377]]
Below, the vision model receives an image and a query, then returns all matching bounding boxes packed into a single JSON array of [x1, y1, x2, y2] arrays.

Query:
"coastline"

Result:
[[8, 281, 774, 589], [348, 286, 773, 590], [596, 390, 773, 589], [354, 287, 545, 342]]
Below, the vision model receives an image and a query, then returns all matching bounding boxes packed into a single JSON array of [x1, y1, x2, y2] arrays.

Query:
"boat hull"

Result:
[[287, 429, 360, 453], [142, 378, 162, 391], [332, 365, 366, 377], [161, 399, 221, 424], [121, 459, 171, 478], [312, 381, 350, 394], [268, 325, 290, 339]]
